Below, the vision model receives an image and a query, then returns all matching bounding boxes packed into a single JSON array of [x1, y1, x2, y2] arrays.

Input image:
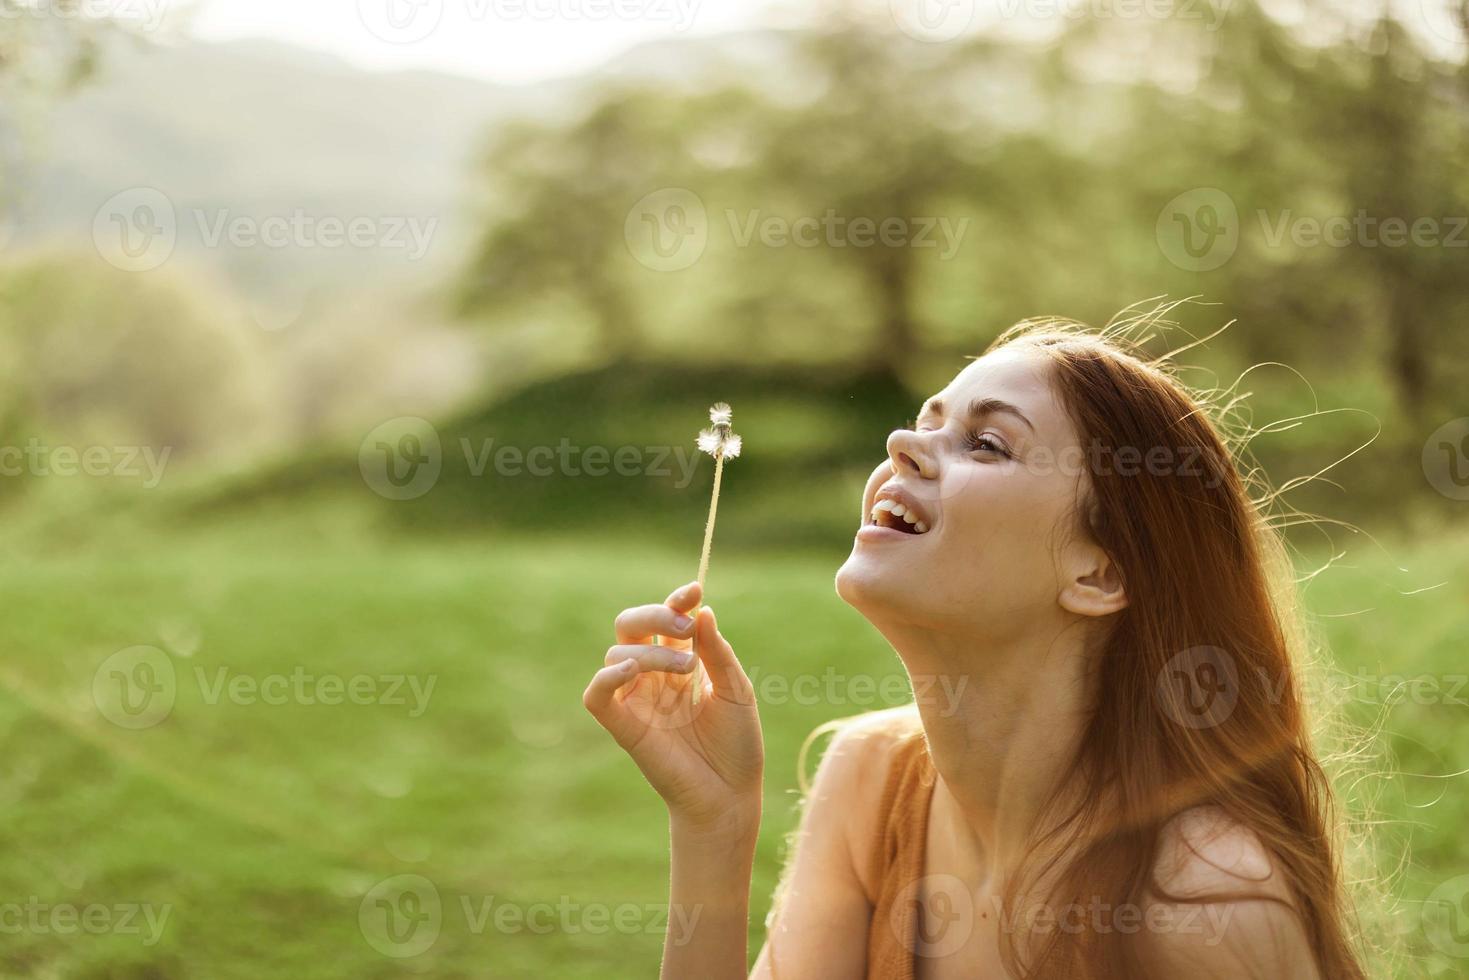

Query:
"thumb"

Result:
[[694, 607, 754, 705]]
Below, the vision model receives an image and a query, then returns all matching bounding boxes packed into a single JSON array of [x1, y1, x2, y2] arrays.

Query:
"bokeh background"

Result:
[[1, 0, 1467, 976]]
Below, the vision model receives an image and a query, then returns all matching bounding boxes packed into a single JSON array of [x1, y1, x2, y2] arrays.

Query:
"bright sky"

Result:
[[184, 0, 790, 84], [178, 0, 1464, 85]]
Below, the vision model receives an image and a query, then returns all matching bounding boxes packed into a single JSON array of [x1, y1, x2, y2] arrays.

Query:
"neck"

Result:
[[881, 615, 1096, 882]]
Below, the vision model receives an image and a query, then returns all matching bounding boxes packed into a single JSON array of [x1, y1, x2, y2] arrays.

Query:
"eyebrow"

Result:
[[918, 396, 1035, 433]]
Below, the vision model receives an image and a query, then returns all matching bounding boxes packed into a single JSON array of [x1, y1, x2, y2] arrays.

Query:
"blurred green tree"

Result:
[[0, 255, 279, 478], [457, 92, 724, 360], [452, 0, 1465, 461]]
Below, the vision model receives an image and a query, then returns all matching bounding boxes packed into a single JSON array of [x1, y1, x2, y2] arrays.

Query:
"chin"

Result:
[[835, 549, 915, 622]]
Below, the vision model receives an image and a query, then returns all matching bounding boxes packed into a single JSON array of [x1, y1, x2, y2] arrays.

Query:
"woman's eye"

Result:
[[963, 430, 1011, 457], [904, 424, 1010, 457]]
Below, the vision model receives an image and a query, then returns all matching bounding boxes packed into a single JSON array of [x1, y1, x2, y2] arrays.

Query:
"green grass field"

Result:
[[0, 505, 1464, 978]]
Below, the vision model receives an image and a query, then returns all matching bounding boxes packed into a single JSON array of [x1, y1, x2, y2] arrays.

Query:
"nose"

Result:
[[886, 428, 938, 480]]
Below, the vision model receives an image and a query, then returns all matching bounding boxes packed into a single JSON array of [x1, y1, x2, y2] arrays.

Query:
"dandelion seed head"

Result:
[[697, 403, 741, 458]]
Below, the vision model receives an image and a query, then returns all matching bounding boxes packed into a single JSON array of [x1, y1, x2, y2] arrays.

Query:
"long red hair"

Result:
[[987, 310, 1367, 978]]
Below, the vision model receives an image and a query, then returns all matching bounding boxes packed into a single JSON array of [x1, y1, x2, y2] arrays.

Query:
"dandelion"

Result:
[[690, 402, 740, 704]]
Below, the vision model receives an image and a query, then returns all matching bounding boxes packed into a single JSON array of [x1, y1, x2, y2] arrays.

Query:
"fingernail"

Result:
[[621, 659, 639, 672], [673, 614, 694, 631]]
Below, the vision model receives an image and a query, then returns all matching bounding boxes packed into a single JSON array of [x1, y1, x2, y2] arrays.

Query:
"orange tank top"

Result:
[[865, 732, 938, 980]]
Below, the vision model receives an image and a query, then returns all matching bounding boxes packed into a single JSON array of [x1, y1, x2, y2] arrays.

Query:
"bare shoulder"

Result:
[[818, 704, 923, 759], [1141, 805, 1321, 979], [809, 706, 924, 803], [1152, 805, 1282, 900], [804, 706, 924, 893], [753, 707, 925, 978]]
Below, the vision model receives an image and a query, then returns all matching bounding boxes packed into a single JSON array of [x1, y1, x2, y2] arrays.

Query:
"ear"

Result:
[[1058, 541, 1129, 618]]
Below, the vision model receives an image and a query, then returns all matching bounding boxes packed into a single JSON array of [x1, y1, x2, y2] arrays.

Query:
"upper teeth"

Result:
[[871, 498, 929, 533]]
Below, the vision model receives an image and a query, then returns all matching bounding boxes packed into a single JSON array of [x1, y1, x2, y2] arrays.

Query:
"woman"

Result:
[[582, 317, 1367, 979]]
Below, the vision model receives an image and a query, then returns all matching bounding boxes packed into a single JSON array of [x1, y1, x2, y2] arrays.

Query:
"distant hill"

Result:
[[0, 30, 801, 302], [3, 37, 523, 296]]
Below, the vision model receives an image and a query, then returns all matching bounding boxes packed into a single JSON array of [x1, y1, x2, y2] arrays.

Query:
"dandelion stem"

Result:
[[689, 452, 726, 707], [689, 402, 739, 708], [696, 452, 726, 593]]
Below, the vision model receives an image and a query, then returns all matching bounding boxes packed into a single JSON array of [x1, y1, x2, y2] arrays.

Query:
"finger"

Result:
[[614, 600, 698, 645], [604, 644, 698, 674], [662, 581, 703, 614], [657, 582, 703, 653], [693, 607, 755, 705], [582, 659, 641, 738]]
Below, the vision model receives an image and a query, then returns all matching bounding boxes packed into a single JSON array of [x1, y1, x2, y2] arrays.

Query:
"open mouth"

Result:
[[868, 497, 930, 535]]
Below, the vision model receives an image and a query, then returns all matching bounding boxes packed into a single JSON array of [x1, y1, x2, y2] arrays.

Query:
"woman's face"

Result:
[[836, 346, 1091, 636]]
